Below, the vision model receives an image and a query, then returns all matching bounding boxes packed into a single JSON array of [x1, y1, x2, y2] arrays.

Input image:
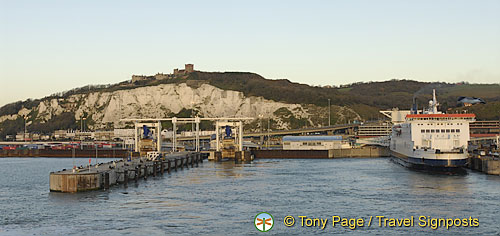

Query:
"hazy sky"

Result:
[[1, 0, 499, 107]]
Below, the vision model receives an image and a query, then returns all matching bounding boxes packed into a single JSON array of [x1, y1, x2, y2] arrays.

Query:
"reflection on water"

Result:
[[214, 160, 246, 178], [407, 171, 469, 193], [0, 157, 499, 235]]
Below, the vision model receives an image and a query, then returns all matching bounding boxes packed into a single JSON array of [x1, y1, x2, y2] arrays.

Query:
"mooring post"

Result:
[[160, 161, 164, 175], [195, 153, 199, 167], [191, 154, 194, 168], [135, 166, 139, 182], [153, 161, 157, 177], [144, 165, 148, 180], [167, 160, 171, 173], [174, 159, 178, 171]]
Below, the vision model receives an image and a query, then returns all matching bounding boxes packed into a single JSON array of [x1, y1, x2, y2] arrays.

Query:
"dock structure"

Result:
[[251, 146, 389, 159], [49, 152, 204, 193], [121, 117, 254, 162], [469, 156, 500, 175]]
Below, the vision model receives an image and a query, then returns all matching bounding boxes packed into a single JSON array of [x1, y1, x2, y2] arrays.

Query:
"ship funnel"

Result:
[[411, 96, 417, 114], [430, 89, 439, 113]]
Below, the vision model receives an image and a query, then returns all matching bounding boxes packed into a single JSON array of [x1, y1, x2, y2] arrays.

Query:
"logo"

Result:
[[254, 212, 274, 232]]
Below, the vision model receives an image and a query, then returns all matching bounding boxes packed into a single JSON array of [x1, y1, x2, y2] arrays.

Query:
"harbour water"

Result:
[[0, 157, 499, 235]]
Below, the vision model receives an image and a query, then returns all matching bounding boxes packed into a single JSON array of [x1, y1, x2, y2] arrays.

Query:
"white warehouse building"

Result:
[[282, 136, 351, 150]]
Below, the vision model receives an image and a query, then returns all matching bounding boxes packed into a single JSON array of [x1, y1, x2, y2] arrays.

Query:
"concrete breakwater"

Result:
[[469, 156, 500, 175], [1, 149, 129, 158], [50, 152, 204, 193], [252, 146, 389, 159]]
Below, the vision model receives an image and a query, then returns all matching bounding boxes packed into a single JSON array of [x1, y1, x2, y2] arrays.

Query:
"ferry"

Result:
[[388, 89, 475, 170]]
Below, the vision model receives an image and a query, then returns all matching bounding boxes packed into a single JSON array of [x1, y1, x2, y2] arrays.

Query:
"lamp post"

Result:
[[191, 100, 195, 134], [95, 143, 98, 168], [72, 137, 76, 172], [267, 118, 270, 150], [328, 99, 331, 127], [258, 114, 264, 147], [83, 118, 86, 132], [24, 116, 27, 143]]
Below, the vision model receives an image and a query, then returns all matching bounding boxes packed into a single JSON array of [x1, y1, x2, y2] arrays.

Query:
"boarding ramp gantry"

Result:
[[121, 117, 254, 156]]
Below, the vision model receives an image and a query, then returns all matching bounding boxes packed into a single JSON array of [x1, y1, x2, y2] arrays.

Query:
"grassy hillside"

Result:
[[451, 102, 500, 120], [187, 72, 499, 120]]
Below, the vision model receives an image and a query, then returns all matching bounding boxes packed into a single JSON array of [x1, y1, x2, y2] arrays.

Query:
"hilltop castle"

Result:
[[131, 64, 195, 83], [174, 64, 194, 75]]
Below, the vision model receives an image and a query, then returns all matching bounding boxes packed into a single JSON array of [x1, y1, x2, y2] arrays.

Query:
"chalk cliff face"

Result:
[[0, 83, 361, 131]]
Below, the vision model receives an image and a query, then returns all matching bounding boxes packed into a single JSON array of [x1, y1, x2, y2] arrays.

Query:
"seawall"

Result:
[[252, 146, 389, 159]]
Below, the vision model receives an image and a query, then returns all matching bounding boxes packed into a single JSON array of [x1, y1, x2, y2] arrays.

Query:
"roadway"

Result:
[[177, 123, 360, 141]]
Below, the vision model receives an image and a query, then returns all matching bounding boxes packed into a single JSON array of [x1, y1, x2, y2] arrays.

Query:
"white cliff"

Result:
[[2, 83, 359, 131]]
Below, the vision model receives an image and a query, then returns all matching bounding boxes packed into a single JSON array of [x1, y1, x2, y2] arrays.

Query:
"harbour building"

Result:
[[282, 136, 351, 150]]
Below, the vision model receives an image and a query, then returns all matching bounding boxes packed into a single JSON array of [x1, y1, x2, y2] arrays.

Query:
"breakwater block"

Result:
[[469, 156, 500, 175]]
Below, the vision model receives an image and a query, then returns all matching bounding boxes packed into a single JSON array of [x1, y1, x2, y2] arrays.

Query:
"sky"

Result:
[[1, 0, 499, 107]]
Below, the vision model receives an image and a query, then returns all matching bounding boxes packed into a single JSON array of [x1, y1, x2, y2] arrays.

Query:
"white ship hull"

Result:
[[390, 148, 468, 169]]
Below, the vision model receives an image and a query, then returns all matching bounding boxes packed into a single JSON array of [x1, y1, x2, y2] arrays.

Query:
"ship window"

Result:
[[441, 129, 445, 133], [436, 129, 440, 133], [446, 129, 450, 133], [456, 129, 460, 133], [421, 130, 425, 133], [431, 129, 435, 133], [426, 129, 430, 133], [451, 129, 455, 133]]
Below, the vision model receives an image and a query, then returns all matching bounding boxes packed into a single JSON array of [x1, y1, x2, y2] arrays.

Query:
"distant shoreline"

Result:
[[0, 149, 128, 158]]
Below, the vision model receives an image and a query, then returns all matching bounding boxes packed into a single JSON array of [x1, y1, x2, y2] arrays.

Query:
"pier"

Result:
[[251, 146, 389, 159], [49, 152, 204, 193], [468, 155, 500, 175]]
